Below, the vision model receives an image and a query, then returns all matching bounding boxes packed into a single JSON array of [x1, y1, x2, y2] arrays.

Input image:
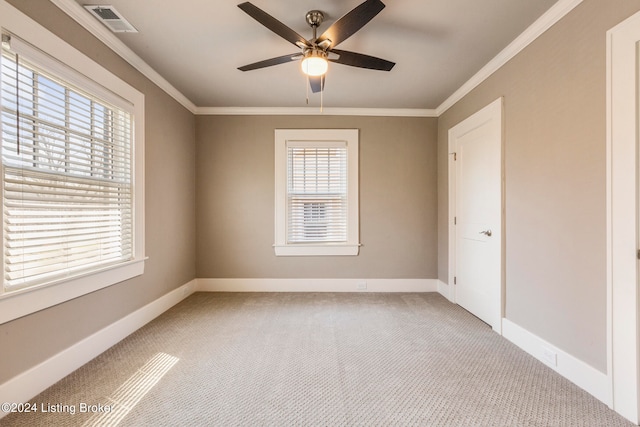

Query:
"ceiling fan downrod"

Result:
[[305, 10, 324, 40]]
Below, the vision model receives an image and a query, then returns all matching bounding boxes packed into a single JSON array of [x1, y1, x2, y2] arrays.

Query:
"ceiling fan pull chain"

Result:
[[320, 78, 323, 113], [306, 74, 309, 104]]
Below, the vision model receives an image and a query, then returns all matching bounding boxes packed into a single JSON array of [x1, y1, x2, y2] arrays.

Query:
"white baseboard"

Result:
[[502, 318, 611, 405], [0, 280, 197, 419], [196, 278, 439, 293]]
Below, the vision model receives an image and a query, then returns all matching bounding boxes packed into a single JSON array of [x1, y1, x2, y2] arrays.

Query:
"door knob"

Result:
[[479, 230, 492, 237]]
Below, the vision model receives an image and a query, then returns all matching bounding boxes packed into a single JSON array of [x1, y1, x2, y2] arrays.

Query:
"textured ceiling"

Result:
[[72, 0, 559, 110]]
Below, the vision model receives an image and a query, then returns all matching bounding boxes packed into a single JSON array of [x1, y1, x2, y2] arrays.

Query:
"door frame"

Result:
[[447, 97, 504, 334], [606, 10, 640, 424]]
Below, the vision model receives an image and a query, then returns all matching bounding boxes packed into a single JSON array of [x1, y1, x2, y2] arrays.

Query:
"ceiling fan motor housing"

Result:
[[305, 10, 324, 28]]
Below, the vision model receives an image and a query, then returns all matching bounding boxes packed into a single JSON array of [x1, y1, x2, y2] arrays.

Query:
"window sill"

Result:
[[274, 244, 360, 257], [0, 258, 146, 325]]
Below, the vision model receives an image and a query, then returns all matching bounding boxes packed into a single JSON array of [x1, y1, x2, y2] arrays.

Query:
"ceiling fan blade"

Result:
[[315, 0, 385, 49], [330, 49, 395, 71], [238, 53, 302, 71], [309, 75, 325, 93], [238, 2, 310, 49]]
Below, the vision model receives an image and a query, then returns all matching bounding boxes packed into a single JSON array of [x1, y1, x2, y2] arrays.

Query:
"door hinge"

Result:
[[454, 216, 457, 225], [454, 276, 457, 285], [637, 249, 640, 260], [449, 152, 457, 161]]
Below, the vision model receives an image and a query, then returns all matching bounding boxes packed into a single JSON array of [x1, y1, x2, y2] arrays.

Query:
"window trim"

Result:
[[274, 129, 359, 256], [0, 1, 145, 324]]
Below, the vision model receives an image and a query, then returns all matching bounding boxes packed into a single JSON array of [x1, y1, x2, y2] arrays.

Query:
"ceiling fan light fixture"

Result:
[[301, 51, 328, 76]]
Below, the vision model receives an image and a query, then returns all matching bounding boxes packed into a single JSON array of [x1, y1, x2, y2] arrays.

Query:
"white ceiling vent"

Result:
[[84, 5, 138, 33]]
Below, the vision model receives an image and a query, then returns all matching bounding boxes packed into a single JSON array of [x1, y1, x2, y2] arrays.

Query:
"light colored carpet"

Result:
[[1, 292, 634, 426]]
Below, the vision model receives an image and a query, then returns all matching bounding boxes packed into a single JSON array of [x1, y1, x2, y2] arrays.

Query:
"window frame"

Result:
[[274, 129, 359, 256], [0, 2, 145, 324]]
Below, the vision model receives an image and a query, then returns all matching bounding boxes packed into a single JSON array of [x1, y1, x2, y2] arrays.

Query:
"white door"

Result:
[[449, 98, 502, 331]]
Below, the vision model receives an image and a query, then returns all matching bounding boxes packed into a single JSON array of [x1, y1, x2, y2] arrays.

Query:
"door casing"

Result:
[[606, 10, 640, 424]]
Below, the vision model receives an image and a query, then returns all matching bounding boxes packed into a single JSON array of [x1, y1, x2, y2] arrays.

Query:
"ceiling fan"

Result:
[[237, 0, 395, 94]]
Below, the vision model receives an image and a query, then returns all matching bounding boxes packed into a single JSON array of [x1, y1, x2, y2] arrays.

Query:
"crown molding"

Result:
[[195, 106, 438, 117], [49, 0, 583, 118], [48, 0, 197, 114], [435, 0, 584, 116]]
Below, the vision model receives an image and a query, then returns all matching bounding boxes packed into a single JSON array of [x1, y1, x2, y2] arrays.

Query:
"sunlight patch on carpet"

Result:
[[82, 352, 179, 426]]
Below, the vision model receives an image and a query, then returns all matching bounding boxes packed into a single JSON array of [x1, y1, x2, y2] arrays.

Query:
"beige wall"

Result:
[[438, 0, 640, 373], [196, 115, 438, 279], [0, 1, 197, 384]]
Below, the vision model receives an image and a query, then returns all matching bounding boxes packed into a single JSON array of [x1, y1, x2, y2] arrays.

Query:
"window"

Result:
[[288, 145, 347, 243], [0, 28, 144, 324], [274, 129, 359, 256]]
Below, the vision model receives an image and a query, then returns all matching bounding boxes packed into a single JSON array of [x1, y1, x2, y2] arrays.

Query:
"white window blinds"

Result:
[[287, 143, 348, 243], [1, 35, 133, 291]]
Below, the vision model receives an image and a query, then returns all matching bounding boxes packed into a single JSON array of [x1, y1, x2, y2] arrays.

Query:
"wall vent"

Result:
[[84, 5, 138, 33]]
